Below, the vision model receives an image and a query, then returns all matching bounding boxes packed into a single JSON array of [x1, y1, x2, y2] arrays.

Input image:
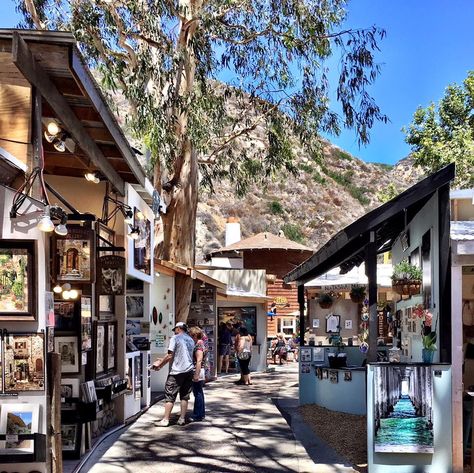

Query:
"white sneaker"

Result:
[[177, 417, 186, 426], [157, 418, 169, 427]]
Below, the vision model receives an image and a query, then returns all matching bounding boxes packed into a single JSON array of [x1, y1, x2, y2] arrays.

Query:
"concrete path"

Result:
[[81, 363, 356, 473]]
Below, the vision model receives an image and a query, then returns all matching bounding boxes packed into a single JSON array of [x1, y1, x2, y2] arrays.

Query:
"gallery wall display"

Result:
[[54, 300, 79, 332], [218, 306, 257, 337], [133, 207, 151, 275], [94, 322, 106, 375], [0, 240, 36, 320], [55, 336, 79, 374], [0, 403, 40, 454], [373, 365, 434, 453], [94, 321, 117, 375], [3, 333, 45, 392], [61, 423, 81, 459], [106, 322, 117, 371], [126, 295, 144, 318], [61, 378, 80, 398], [97, 255, 125, 295]]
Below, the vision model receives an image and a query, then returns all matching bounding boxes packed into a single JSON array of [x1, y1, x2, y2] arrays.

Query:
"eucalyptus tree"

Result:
[[17, 0, 387, 321], [404, 71, 474, 189]]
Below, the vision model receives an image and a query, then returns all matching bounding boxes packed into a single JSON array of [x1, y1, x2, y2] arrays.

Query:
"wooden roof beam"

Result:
[[11, 32, 126, 195]]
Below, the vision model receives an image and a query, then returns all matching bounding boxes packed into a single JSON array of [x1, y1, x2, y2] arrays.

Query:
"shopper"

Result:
[[234, 326, 253, 385], [152, 321, 194, 426], [218, 321, 233, 374], [272, 333, 287, 365], [189, 326, 207, 422]]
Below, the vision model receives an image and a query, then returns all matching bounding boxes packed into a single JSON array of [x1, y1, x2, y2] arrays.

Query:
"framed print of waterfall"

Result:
[[373, 365, 434, 453]]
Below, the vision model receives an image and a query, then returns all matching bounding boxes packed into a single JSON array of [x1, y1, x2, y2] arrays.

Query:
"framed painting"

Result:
[[46, 326, 55, 353], [94, 322, 106, 376], [3, 333, 45, 392], [0, 240, 36, 320], [55, 336, 79, 374], [133, 207, 152, 275], [81, 297, 92, 351], [0, 403, 40, 454], [126, 295, 144, 318], [97, 255, 125, 295], [53, 225, 95, 283], [54, 300, 79, 332], [106, 322, 117, 371], [61, 423, 82, 459]]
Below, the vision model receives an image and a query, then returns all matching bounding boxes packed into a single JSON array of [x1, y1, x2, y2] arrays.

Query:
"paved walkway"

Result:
[[81, 364, 356, 473]]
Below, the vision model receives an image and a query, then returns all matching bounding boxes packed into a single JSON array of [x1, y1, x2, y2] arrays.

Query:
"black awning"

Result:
[[284, 163, 455, 284]]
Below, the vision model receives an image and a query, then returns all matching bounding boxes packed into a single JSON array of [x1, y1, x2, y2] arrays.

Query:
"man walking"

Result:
[[152, 321, 195, 426]]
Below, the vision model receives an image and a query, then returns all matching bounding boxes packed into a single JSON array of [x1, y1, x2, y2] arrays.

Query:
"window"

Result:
[[277, 317, 297, 335]]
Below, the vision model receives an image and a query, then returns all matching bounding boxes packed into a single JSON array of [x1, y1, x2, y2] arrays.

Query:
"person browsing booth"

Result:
[[152, 321, 195, 426]]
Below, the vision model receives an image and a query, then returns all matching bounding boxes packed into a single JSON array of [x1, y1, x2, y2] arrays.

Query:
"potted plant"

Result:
[[391, 259, 422, 296], [318, 292, 333, 309], [422, 332, 437, 363], [414, 304, 437, 363], [349, 285, 366, 303]]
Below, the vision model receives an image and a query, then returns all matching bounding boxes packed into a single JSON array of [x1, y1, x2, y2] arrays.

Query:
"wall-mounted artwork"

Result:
[[329, 370, 338, 384], [218, 306, 257, 337], [300, 347, 312, 362], [98, 295, 114, 321], [133, 207, 151, 275], [61, 423, 81, 459], [55, 336, 79, 374], [54, 300, 78, 332], [97, 223, 115, 256], [0, 241, 36, 320], [326, 314, 341, 333], [81, 297, 92, 352], [126, 295, 144, 318], [312, 347, 325, 362], [61, 378, 80, 398], [373, 365, 433, 453], [97, 255, 125, 295], [3, 333, 45, 391], [107, 322, 117, 371], [0, 403, 40, 454], [94, 322, 106, 375]]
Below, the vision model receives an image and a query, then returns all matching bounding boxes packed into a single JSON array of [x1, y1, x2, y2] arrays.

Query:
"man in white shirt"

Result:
[[152, 321, 195, 426]]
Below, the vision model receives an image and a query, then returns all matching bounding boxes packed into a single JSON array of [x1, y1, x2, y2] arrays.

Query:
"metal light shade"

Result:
[[44, 131, 55, 143], [37, 214, 54, 232], [53, 139, 66, 152], [128, 227, 140, 240], [124, 210, 133, 224], [54, 223, 68, 236]]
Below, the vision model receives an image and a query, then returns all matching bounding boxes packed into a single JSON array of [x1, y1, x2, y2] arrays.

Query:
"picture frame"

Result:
[[98, 294, 114, 320], [106, 322, 117, 371], [0, 240, 36, 320], [54, 300, 79, 332], [300, 362, 310, 374], [322, 369, 328, 379], [94, 322, 106, 376], [126, 276, 144, 294], [133, 207, 152, 275], [326, 314, 341, 333], [81, 297, 92, 351], [3, 333, 45, 391], [329, 370, 339, 384], [61, 378, 80, 399], [55, 336, 79, 374], [126, 295, 144, 318], [61, 423, 82, 459], [53, 224, 95, 284], [0, 402, 40, 454], [316, 367, 323, 379], [97, 222, 115, 256], [134, 355, 142, 400], [300, 347, 312, 362], [312, 347, 325, 363], [126, 319, 141, 336], [344, 370, 352, 382], [46, 326, 55, 353], [45, 291, 54, 327], [97, 255, 125, 296]]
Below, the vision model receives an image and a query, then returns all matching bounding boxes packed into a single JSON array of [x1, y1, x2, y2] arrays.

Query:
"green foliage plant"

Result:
[[281, 223, 304, 244], [269, 200, 284, 215], [391, 259, 422, 281]]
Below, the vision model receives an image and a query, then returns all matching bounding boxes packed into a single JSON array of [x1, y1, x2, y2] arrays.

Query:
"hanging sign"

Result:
[[97, 255, 126, 295]]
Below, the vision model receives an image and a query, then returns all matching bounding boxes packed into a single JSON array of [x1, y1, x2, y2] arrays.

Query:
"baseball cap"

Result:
[[173, 321, 188, 331]]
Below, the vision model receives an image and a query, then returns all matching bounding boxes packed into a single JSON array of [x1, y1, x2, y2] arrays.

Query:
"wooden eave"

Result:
[[0, 29, 146, 196]]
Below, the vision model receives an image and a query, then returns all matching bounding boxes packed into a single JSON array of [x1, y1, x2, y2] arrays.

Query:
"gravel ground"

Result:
[[299, 404, 368, 473]]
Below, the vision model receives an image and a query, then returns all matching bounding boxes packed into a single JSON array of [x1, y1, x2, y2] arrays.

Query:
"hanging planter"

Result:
[[318, 292, 333, 309], [391, 260, 422, 296], [349, 285, 366, 304], [392, 279, 422, 296]]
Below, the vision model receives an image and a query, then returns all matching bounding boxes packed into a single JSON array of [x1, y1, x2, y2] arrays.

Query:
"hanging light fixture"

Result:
[[46, 120, 60, 136], [128, 226, 140, 240], [37, 206, 54, 232], [84, 172, 100, 184], [53, 284, 63, 294], [69, 289, 79, 299], [53, 136, 67, 153], [61, 283, 71, 300]]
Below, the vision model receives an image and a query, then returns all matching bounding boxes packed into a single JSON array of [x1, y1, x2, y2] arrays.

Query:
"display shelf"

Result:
[[0, 433, 46, 463], [61, 399, 98, 423], [95, 379, 128, 402]]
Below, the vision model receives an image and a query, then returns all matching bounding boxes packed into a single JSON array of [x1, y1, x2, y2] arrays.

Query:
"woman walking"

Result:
[[189, 327, 207, 421], [234, 326, 253, 385]]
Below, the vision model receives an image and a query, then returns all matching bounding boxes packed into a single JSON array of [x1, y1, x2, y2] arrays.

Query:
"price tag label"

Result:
[[6, 434, 18, 443]]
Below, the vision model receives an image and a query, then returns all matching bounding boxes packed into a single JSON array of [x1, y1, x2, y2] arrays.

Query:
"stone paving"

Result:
[[81, 363, 356, 473]]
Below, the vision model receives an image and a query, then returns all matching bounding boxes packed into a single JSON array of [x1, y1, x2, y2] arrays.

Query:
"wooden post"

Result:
[[48, 352, 63, 473], [30, 87, 42, 198], [298, 284, 305, 346], [367, 232, 378, 362]]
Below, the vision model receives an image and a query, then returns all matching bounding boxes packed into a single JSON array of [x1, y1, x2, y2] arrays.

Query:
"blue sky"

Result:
[[1, 0, 473, 165]]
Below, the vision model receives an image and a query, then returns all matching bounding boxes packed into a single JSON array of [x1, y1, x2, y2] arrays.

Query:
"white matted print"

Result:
[[312, 347, 325, 362], [55, 336, 79, 373], [0, 403, 40, 454], [300, 347, 312, 362], [61, 378, 80, 398]]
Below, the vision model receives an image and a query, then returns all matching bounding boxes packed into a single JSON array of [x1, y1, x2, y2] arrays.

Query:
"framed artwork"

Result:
[[134, 355, 142, 400], [53, 225, 95, 283], [0, 403, 40, 454], [3, 333, 45, 391], [61, 423, 82, 459], [45, 291, 54, 327], [218, 306, 257, 337], [54, 300, 79, 332], [55, 336, 79, 374], [316, 367, 323, 379], [61, 378, 80, 398], [81, 297, 92, 351], [98, 295, 114, 320], [344, 371, 352, 382], [133, 207, 152, 275], [322, 369, 328, 379], [107, 322, 117, 371], [300, 347, 312, 362], [46, 326, 55, 353], [312, 347, 325, 363], [126, 319, 141, 336], [97, 222, 115, 256], [126, 295, 144, 318], [326, 314, 341, 333], [329, 370, 338, 384], [374, 365, 434, 453], [94, 322, 106, 375], [126, 277, 144, 294], [0, 240, 36, 320], [97, 255, 125, 295], [300, 362, 310, 374]]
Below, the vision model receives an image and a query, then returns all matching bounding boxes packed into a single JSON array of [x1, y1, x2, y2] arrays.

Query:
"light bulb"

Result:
[[62, 290, 71, 300], [69, 289, 79, 299], [85, 172, 99, 183], [54, 224, 68, 236], [53, 284, 62, 294], [37, 208, 54, 232], [47, 121, 60, 135]]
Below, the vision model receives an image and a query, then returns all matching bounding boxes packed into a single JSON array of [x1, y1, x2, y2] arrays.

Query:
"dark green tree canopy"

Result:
[[404, 71, 474, 189]]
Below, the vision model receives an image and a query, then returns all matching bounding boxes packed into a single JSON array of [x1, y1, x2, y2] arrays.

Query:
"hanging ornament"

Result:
[[152, 307, 158, 325], [360, 342, 369, 353]]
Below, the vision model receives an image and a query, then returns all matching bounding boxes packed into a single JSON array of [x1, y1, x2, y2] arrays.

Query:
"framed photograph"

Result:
[[61, 378, 80, 398], [126, 319, 141, 336], [54, 300, 79, 332], [374, 365, 433, 453], [106, 322, 117, 371], [300, 362, 310, 374], [344, 320, 353, 330], [97, 255, 125, 295], [55, 336, 79, 374], [312, 319, 320, 328], [344, 371, 352, 382], [3, 333, 45, 391], [218, 306, 257, 337], [312, 347, 325, 363], [326, 314, 341, 333], [133, 207, 152, 275], [126, 295, 144, 318], [134, 355, 142, 400], [126, 277, 144, 294], [45, 291, 54, 327], [329, 370, 339, 384], [98, 295, 114, 321], [316, 367, 323, 379], [322, 369, 328, 379], [0, 403, 40, 454], [300, 347, 312, 362], [53, 224, 95, 283], [61, 423, 82, 459], [94, 322, 106, 375], [0, 240, 36, 320], [46, 326, 55, 353], [81, 297, 92, 351], [97, 222, 115, 256]]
